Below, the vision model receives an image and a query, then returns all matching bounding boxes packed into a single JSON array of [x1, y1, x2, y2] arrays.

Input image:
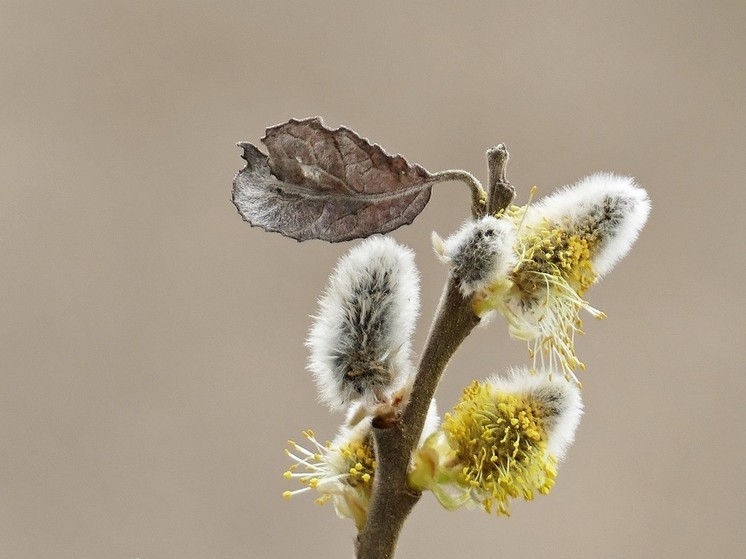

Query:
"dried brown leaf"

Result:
[[232, 117, 435, 242]]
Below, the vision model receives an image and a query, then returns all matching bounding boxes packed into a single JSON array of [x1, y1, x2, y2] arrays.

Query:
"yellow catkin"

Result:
[[472, 211, 604, 381], [512, 220, 597, 298], [284, 430, 377, 499], [341, 439, 376, 487], [443, 381, 558, 516]]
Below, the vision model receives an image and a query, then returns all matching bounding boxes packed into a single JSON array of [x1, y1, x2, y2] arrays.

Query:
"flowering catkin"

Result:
[[432, 215, 516, 297], [307, 236, 420, 412], [473, 173, 650, 379], [284, 399, 439, 529], [519, 173, 651, 278], [414, 367, 583, 516]]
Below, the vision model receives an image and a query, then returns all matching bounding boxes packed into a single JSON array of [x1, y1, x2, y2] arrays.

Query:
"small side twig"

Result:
[[486, 145, 515, 214]]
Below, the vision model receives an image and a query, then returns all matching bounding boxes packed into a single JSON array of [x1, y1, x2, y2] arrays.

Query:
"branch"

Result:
[[486, 144, 515, 214], [355, 148, 513, 558], [355, 276, 480, 559]]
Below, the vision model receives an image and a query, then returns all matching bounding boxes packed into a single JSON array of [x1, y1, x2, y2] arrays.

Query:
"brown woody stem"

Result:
[[486, 144, 515, 214], [355, 277, 480, 559], [355, 149, 513, 558]]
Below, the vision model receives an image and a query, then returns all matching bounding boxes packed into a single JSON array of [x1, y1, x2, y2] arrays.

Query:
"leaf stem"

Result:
[[431, 169, 487, 219]]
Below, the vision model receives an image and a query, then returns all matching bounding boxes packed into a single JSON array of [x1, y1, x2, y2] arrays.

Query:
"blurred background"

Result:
[[1, 1, 744, 557]]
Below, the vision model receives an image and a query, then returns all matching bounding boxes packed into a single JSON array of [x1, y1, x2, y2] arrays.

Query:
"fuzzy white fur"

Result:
[[433, 216, 517, 296], [307, 236, 420, 412], [523, 173, 651, 278], [486, 367, 583, 461]]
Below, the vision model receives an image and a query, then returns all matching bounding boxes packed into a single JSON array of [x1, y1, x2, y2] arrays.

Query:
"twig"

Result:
[[486, 145, 515, 214], [355, 147, 514, 559], [355, 277, 480, 559]]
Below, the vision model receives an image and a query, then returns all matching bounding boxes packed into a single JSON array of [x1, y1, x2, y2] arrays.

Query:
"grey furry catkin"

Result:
[[306, 236, 420, 412]]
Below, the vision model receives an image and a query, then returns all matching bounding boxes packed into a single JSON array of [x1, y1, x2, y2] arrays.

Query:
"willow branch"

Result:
[[355, 147, 513, 559], [355, 277, 480, 559]]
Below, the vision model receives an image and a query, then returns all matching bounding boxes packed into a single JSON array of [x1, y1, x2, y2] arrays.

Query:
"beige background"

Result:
[[2, 1, 744, 558]]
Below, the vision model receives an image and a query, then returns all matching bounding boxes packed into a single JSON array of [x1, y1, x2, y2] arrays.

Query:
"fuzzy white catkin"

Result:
[[523, 173, 651, 278], [307, 236, 420, 412], [486, 367, 583, 460], [433, 216, 517, 297]]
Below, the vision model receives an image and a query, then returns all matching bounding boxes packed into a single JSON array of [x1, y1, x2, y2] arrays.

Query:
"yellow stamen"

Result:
[[443, 381, 559, 516]]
